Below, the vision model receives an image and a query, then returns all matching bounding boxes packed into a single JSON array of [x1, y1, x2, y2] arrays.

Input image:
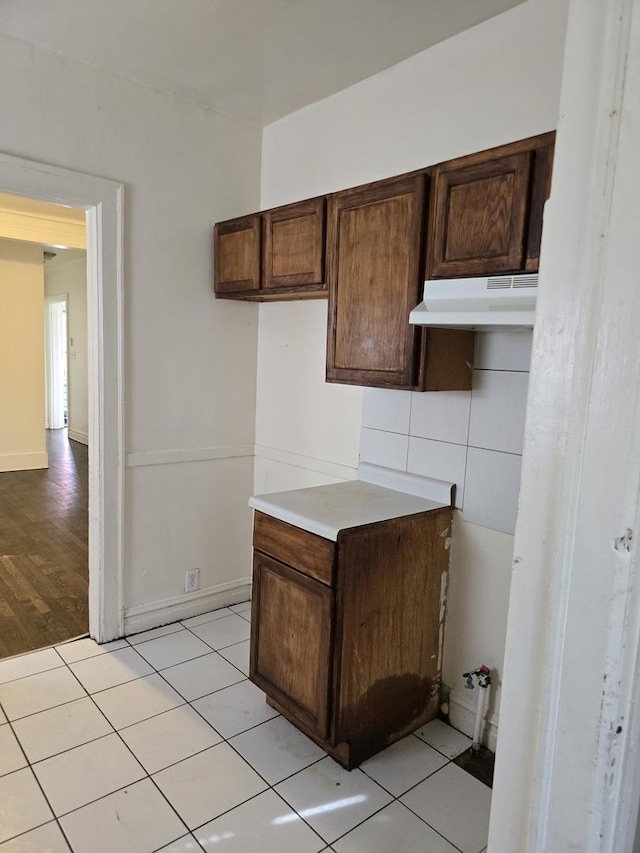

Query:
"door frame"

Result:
[[489, 0, 640, 849], [0, 152, 124, 642]]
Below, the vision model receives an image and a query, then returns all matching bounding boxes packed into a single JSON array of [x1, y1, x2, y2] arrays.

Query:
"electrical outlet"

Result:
[[185, 568, 200, 594]]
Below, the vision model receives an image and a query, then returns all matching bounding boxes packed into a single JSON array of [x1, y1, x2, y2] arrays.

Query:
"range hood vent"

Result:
[[409, 274, 538, 330], [487, 274, 538, 289]]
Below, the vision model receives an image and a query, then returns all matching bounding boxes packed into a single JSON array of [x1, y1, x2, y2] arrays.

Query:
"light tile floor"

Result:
[[0, 601, 491, 852]]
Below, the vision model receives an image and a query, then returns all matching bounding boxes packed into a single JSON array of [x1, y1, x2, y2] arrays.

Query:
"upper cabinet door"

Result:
[[428, 151, 533, 278], [326, 175, 426, 390], [262, 197, 326, 292], [214, 214, 261, 294]]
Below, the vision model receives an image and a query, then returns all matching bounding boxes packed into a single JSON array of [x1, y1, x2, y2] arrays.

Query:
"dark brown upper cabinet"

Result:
[[214, 198, 327, 301], [213, 131, 554, 390], [213, 214, 261, 295], [326, 174, 426, 390], [427, 131, 555, 278], [325, 174, 475, 391], [262, 197, 325, 293]]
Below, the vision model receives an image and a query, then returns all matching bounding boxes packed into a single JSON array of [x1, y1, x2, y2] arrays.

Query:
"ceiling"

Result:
[[0, 0, 524, 125], [0, 192, 85, 223], [0, 191, 86, 250]]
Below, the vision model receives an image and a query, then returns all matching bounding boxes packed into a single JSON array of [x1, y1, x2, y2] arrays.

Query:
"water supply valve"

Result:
[[463, 664, 492, 690], [463, 664, 493, 752]]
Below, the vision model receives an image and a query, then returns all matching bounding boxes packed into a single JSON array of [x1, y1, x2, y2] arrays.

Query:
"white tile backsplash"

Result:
[[468, 370, 529, 455], [359, 427, 408, 471], [410, 390, 471, 445], [406, 438, 466, 508], [474, 330, 533, 371], [362, 388, 412, 434], [357, 331, 531, 534], [463, 448, 523, 535]]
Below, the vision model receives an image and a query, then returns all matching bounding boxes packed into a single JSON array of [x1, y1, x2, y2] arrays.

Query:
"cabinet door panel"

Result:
[[263, 197, 326, 291], [250, 553, 332, 739], [326, 175, 426, 389], [429, 151, 533, 277], [214, 214, 261, 294]]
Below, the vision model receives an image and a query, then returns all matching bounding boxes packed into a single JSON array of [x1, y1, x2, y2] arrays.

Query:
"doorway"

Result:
[[45, 294, 69, 431], [0, 152, 124, 647], [0, 225, 91, 655]]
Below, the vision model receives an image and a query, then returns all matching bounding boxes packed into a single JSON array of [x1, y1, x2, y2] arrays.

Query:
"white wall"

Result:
[[258, 0, 569, 739], [361, 332, 531, 531], [45, 253, 88, 444], [254, 301, 361, 493], [0, 33, 262, 622], [0, 238, 47, 471]]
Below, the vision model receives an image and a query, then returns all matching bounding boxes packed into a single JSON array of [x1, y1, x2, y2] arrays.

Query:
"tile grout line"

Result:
[[2, 611, 489, 851], [325, 758, 467, 852], [400, 796, 467, 853], [0, 705, 74, 851], [460, 371, 475, 512], [60, 655, 196, 851], [0, 661, 67, 688], [0, 633, 249, 724], [6, 685, 471, 852], [405, 391, 414, 471], [0, 644, 68, 686], [147, 646, 402, 849], [148, 661, 329, 848]]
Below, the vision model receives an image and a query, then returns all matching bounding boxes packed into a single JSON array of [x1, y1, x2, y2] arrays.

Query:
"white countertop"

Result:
[[249, 477, 451, 542]]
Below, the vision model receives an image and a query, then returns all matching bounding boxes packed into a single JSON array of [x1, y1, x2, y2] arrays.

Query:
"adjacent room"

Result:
[[0, 194, 89, 657]]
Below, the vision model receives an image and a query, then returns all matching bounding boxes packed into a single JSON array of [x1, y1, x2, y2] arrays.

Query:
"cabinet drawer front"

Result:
[[214, 214, 261, 293], [253, 512, 334, 586], [250, 553, 332, 739]]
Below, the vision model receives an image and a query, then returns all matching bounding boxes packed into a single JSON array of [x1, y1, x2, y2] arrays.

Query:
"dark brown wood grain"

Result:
[[249, 503, 453, 769], [419, 328, 476, 392], [325, 173, 427, 389], [213, 214, 261, 294], [429, 151, 533, 277], [426, 130, 556, 279], [0, 430, 88, 658], [332, 509, 452, 766], [525, 138, 556, 271], [253, 511, 335, 586], [214, 131, 555, 385], [262, 197, 326, 292], [250, 552, 333, 739]]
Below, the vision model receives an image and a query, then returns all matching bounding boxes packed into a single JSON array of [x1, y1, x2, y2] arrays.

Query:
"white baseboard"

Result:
[[67, 429, 89, 446], [447, 687, 499, 752], [123, 578, 252, 635], [67, 427, 89, 447], [0, 451, 48, 472]]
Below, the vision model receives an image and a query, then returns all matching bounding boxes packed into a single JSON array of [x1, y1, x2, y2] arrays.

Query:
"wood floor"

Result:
[[0, 430, 88, 658]]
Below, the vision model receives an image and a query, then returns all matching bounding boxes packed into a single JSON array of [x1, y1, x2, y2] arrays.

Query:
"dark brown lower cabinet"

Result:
[[249, 508, 452, 770]]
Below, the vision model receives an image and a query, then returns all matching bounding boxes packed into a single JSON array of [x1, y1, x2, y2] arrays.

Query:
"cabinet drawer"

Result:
[[253, 512, 335, 586]]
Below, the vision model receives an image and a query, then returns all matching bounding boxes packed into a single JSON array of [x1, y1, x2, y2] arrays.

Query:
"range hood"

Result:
[[409, 274, 538, 330]]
